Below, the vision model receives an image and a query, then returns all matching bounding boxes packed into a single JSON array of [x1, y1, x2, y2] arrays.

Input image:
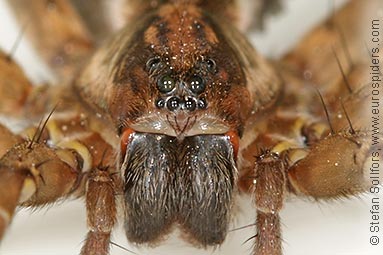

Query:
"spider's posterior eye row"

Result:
[[146, 57, 161, 73], [189, 75, 205, 94], [206, 58, 217, 73]]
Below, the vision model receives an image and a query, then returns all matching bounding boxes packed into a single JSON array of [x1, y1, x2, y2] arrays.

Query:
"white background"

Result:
[[0, 0, 382, 255]]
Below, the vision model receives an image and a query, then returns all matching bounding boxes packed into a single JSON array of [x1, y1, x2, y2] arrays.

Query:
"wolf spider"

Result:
[[0, 0, 382, 255]]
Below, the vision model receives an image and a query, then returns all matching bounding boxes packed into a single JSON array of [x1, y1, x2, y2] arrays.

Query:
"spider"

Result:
[[0, 0, 382, 255]]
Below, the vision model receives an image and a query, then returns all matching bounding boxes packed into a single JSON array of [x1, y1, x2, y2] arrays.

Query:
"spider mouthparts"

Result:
[[121, 132, 236, 246], [167, 113, 196, 137], [129, 113, 230, 138]]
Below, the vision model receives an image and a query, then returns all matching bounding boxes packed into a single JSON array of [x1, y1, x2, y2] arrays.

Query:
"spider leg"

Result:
[[69, 0, 114, 44], [0, 51, 33, 116], [1, 44, 120, 252], [283, 0, 382, 100], [5, 0, 93, 80], [0, 128, 82, 240], [0, 115, 118, 249], [0, 124, 24, 158], [280, 0, 383, 198], [237, 2, 382, 251], [239, 116, 381, 254], [0, 49, 74, 118], [281, 58, 382, 200], [252, 150, 286, 255], [288, 131, 381, 199], [80, 166, 118, 255]]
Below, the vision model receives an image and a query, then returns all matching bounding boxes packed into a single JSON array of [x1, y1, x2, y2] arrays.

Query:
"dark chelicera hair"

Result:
[[121, 132, 236, 246]]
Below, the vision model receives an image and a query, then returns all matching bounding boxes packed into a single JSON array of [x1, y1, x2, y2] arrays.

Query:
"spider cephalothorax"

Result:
[[75, 2, 282, 139]]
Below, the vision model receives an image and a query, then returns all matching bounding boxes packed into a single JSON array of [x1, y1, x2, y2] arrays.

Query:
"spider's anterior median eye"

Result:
[[184, 97, 196, 111], [166, 97, 181, 111], [189, 75, 205, 94], [157, 75, 176, 93]]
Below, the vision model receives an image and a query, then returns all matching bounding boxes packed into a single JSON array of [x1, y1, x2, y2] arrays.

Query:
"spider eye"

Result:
[[189, 75, 205, 94], [206, 59, 217, 73], [198, 97, 207, 109], [146, 57, 161, 72], [155, 98, 165, 108], [166, 96, 181, 111], [157, 75, 176, 93], [183, 97, 196, 111]]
